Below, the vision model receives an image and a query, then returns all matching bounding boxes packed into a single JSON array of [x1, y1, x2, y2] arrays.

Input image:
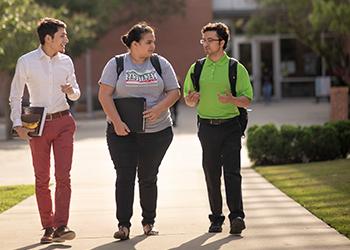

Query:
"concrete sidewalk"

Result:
[[0, 99, 349, 249]]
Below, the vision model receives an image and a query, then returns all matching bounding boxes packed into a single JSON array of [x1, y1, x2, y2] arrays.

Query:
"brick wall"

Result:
[[73, 0, 213, 109]]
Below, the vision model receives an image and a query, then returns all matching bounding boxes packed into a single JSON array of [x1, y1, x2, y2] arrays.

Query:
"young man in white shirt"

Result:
[[9, 17, 80, 244]]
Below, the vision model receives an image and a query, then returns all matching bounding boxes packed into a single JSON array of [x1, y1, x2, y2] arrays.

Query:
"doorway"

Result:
[[233, 35, 281, 101]]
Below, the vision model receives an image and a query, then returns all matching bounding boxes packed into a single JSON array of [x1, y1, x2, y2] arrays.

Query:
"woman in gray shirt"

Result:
[[98, 22, 180, 240]]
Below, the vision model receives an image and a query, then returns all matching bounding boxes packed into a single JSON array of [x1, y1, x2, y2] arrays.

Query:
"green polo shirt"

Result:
[[184, 53, 253, 119]]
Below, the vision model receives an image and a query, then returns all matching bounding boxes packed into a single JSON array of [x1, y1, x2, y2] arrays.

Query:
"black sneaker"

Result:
[[208, 221, 223, 233], [230, 217, 246, 235]]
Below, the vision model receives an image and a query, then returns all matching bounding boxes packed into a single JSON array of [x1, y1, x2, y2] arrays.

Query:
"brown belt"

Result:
[[46, 110, 70, 121]]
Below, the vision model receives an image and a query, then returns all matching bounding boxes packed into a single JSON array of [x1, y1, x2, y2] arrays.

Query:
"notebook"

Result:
[[113, 97, 146, 133], [13, 106, 47, 137]]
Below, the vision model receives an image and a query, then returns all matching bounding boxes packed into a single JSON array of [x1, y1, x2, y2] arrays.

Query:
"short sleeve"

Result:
[[158, 56, 180, 91], [99, 57, 118, 88], [183, 63, 195, 97]]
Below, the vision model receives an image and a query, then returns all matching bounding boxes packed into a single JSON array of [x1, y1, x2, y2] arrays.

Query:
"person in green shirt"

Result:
[[183, 22, 253, 235]]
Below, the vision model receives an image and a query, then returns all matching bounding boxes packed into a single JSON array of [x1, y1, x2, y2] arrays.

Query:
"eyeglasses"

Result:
[[199, 38, 221, 44]]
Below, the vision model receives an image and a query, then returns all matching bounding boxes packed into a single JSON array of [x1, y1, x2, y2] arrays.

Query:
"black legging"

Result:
[[106, 125, 173, 228]]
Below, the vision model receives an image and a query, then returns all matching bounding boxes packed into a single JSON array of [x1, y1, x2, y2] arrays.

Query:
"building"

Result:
[[73, 0, 212, 114], [213, 0, 326, 101], [0, 0, 328, 117]]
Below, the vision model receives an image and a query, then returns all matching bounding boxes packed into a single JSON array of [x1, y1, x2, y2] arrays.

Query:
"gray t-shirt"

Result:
[[99, 53, 180, 133]]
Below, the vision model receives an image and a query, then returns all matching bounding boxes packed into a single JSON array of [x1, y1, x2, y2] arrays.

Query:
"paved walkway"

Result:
[[0, 99, 349, 249]]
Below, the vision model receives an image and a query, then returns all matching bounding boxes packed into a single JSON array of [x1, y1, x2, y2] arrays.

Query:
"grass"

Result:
[[255, 159, 350, 239], [0, 185, 35, 213]]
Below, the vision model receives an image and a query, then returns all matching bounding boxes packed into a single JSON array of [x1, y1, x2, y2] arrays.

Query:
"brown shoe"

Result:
[[143, 224, 159, 236], [40, 227, 54, 244], [113, 226, 129, 240], [53, 225, 76, 242]]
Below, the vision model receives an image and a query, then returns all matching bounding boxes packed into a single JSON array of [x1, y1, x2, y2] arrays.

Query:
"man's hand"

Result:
[[113, 121, 130, 136], [143, 105, 162, 122], [61, 83, 74, 95], [14, 126, 34, 140], [217, 91, 234, 104], [184, 90, 200, 107]]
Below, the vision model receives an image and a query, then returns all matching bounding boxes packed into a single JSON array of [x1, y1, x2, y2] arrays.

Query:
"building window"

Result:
[[280, 38, 321, 77]]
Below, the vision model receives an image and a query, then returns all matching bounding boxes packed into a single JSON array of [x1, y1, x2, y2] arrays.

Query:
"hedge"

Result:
[[247, 120, 350, 166]]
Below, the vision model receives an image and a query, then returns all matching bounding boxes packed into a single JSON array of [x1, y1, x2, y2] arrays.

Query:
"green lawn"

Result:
[[0, 185, 35, 213], [255, 159, 350, 238]]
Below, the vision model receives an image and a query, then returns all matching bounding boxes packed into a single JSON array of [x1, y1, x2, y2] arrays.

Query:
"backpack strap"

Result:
[[115, 54, 162, 79], [115, 54, 125, 79], [228, 58, 238, 96], [228, 57, 249, 137], [150, 53, 162, 78], [190, 58, 206, 92]]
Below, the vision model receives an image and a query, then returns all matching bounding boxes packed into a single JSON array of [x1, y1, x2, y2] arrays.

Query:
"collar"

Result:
[[37, 46, 61, 60], [206, 52, 229, 66]]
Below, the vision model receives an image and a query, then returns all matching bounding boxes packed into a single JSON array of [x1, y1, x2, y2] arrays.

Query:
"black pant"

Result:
[[198, 118, 244, 223], [106, 125, 173, 228]]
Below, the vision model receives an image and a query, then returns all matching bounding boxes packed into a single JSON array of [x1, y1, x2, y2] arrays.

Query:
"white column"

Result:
[[274, 35, 282, 100], [85, 49, 93, 118], [252, 39, 261, 101]]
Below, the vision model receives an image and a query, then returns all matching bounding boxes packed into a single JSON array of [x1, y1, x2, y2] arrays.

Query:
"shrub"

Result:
[[247, 124, 282, 165], [325, 120, 350, 158], [301, 125, 341, 162], [247, 122, 345, 166], [279, 125, 304, 163]]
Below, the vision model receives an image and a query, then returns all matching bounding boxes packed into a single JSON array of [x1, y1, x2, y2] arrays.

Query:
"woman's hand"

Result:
[[143, 105, 162, 122], [113, 121, 130, 136]]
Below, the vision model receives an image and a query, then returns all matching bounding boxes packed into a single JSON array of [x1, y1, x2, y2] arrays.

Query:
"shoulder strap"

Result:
[[190, 58, 206, 92], [228, 58, 238, 96], [150, 53, 162, 78], [115, 54, 162, 79], [115, 55, 124, 79]]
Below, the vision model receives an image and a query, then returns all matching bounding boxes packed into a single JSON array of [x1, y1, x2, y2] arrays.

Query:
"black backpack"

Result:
[[190, 57, 249, 137], [115, 53, 162, 79]]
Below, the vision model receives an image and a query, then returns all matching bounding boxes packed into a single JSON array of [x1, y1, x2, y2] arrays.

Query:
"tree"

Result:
[[35, 0, 185, 57], [1, 0, 185, 139], [0, 0, 97, 139], [247, 0, 350, 86]]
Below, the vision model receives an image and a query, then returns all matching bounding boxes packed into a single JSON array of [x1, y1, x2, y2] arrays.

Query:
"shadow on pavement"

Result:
[[90, 235, 146, 250], [168, 233, 242, 250], [15, 243, 72, 250]]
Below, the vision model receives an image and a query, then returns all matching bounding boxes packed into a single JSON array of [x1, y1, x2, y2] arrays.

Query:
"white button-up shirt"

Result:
[[9, 46, 80, 127]]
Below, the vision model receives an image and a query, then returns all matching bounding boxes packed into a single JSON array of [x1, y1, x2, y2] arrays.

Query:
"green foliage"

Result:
[[249, 0, 350, 86], [0, 0, 96, 71], [0, 185, 35, 213], [35, 0, 185, 57], [255, 159, 350, 238], [0, 0, 60, 71], [325, 120, 350, 158], [247, 121, 348, 166], [247, 124, 282, 165], [0, 0, 185, 71], [279, 125, 304, 163], [302, 125, 341, 162]]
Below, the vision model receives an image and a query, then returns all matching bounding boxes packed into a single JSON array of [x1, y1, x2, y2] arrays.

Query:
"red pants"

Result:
[[29, 114, 76, 228]]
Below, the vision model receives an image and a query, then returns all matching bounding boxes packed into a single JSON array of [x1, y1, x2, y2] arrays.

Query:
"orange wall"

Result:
[[73, 0, 213, 104]]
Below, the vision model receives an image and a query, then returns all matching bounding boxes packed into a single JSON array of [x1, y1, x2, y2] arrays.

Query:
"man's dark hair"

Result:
[[201, 22, 230, 50], [37, 17, 66, 45], [121, 22, 154, 48]]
